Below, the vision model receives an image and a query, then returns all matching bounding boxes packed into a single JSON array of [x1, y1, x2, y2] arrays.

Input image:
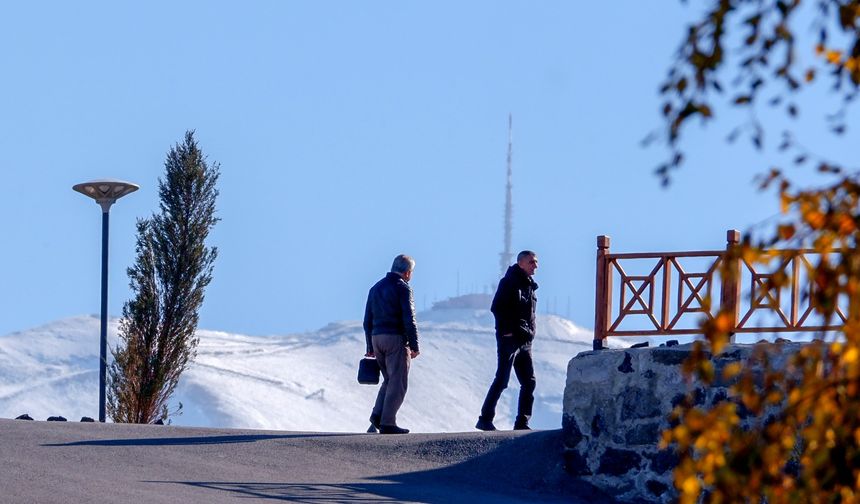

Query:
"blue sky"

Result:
[[0, 1, 855, 337]]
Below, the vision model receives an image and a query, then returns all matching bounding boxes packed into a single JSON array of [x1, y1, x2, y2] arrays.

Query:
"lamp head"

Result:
[[73, 179, 139, 212]]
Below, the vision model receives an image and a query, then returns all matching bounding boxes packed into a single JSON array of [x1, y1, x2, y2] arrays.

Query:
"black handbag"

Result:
[[357, 357, 380, 384]]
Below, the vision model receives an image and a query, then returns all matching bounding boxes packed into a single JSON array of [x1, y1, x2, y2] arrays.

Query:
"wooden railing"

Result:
[[592, 230, 847, 350]]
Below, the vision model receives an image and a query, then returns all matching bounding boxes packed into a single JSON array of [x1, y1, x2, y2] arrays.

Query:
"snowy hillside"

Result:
[[0, 308, 593, 433]]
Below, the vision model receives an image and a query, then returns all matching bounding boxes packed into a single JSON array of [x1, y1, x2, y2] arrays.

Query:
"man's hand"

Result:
[[365, 351, 374, 358], [502, 333, 513, 338], [410, 350, 420, 359]]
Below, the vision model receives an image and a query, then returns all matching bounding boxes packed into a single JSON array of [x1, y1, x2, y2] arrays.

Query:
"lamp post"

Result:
[[73, 179, 139, 422]]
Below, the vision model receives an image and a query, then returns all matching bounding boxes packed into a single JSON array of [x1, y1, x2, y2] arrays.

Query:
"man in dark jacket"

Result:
[[364, 254, 420, 434], [476, 250, 538, 431]]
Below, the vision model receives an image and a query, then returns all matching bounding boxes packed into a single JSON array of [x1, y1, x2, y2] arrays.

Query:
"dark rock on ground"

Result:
[[15, 414, 33, 421], [47, 416, 67, 422]]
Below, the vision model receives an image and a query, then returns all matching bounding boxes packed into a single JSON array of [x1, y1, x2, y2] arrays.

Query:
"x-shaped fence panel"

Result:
[[592, 231, 848, 349]]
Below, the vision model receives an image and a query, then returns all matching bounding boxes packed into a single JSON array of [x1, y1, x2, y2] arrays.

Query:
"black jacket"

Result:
[[491, 264, 538, 344], [363, 272, 419, 353]]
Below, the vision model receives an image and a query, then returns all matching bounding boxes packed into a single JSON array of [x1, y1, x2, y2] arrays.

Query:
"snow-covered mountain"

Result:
[[0, 304, 594, 433]]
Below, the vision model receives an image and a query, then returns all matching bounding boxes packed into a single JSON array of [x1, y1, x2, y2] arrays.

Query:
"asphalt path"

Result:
[[0, 419, 610, 503]]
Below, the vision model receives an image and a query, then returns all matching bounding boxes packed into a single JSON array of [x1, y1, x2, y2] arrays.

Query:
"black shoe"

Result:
[[513, 417, 531, 430], [379, 424, 410, 434], [369, 413, 381, 430], [475, 417, 497, 431]]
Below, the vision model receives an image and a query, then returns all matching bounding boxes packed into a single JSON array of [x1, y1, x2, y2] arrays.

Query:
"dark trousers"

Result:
[[480, 336, 536, 423], [371, 333, 411, 426]]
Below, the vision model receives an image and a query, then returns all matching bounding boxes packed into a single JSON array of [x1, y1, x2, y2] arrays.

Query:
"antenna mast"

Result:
[[499, 114, 514, 276]]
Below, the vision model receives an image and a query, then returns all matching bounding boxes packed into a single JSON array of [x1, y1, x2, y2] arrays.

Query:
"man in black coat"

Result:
[[476, 250, 538, 431], [364, 254, 420, 434]]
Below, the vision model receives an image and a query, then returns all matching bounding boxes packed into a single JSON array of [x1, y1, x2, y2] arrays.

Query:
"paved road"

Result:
[[0, 419, 608, 503]]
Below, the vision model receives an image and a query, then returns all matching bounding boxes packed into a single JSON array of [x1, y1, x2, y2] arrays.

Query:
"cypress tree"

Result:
[[107, 130, 219, 423]]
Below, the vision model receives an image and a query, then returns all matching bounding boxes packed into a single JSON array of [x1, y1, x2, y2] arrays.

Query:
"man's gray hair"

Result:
[[517, 250, 537, 262], [391, 254, 415, 274]]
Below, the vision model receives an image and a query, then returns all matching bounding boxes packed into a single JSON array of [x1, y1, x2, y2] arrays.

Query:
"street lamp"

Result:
[[73, 179, 139, 422]]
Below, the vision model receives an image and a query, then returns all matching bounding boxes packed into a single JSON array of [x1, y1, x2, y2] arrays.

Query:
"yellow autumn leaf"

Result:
[[838, 214, 856, 235], [806, 210, 826, 229], [826, 49, 843, 65], [715, 312, 733, 334], [844, 347, 859, 364], [682, 476, 701, 495], [723, 361, 742, 379], [742, 247, 762, 266], [780, 193, 790, 213], [789, 388, 802, 406]]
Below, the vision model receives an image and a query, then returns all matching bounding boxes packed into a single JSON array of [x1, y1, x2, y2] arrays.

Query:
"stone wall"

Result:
[[562, 342, 803, 502]]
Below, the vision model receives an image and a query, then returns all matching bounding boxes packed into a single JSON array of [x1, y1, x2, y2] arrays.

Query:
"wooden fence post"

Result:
[[594, 235, 611, 350], [719, 229, 741, 343]]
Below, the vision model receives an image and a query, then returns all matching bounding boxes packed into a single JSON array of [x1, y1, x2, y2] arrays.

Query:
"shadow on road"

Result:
[[371, 430, 612, 503], [143, 431, 612, 503], [144, 481, 401, 503], [43, 433, 350, 447]]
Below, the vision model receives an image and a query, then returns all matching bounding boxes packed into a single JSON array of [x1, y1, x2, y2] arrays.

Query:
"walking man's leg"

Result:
[[512, 344, 536, 430], [370, 336, 389, 429], [376, 334, 410, 433], [477, 338, 516, 431]]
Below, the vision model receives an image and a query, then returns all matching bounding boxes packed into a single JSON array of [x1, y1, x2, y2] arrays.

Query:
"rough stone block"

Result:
[[647, 479, 670, 497], [716, 349, 743, 361], [652, 348, 697, 366], [567, 352, 616, 384], [621, 387, 660, 420], [625, 422, 661, 445], [710, 388, 728, 405], [564, 342, 806, 503], [646, 449, 679, 474], [564, 449, 592, 476], [562, 414, 584, 448], [597, 447, 643, 476], [591, 413, 605, 437], [671, 388, 705, 408]]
